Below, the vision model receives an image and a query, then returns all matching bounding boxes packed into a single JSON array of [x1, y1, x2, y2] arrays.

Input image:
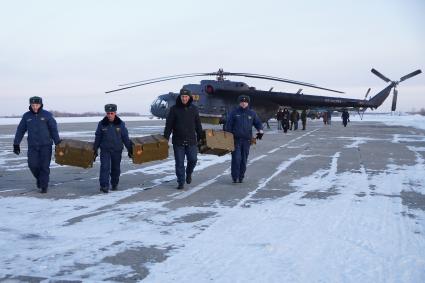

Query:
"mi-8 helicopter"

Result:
[[106, 68, 421, 124]]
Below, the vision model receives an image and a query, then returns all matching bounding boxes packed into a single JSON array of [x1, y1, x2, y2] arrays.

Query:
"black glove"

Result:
[[256, 132, 264, 140], [197, 139, 203, 151], [93, 150, 98, 162], [13, 144, 20, 155], [128, 148, 133, 159], [55, 139, 63, 146]]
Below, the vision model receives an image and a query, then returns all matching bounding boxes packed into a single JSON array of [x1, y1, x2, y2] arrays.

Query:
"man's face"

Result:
[[106, 111, 116, 122], [180, 95, 190, 105], [31, 103, 41, 113], [239, 101, 248, 109]]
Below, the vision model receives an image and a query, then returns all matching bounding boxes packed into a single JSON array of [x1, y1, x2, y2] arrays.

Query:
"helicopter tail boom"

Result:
[[367, 84, 394, 109]]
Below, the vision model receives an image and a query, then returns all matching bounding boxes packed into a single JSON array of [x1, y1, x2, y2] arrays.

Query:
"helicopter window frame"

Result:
[[159, 99, 168, 108]]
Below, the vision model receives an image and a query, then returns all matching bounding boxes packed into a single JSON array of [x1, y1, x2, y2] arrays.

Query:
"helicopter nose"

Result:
[[150, 96, 170, 119]]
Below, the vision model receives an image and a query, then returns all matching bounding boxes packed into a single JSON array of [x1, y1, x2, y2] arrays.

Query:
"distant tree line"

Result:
[[49, 110, 143, 117], [408, 108, 425, 116], [2, 110, 144, 118]]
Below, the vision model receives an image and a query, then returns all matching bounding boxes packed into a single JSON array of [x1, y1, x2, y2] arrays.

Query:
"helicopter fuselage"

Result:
[[150, 79, 393, 124]]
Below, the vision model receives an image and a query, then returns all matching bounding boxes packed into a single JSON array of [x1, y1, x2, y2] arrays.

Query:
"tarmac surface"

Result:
[[1, 118, 425, 282]]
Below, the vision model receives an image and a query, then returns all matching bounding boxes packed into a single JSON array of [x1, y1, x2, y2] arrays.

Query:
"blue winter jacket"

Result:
[[225, 107, 263, 140], [14, 107, 60, 147], [94, 116, 132, 152]]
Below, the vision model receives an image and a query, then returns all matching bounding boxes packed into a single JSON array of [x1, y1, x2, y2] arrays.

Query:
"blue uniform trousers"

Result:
[[231, 138, 251, 181], [173, 144, 197, 185], [27, 145, 52, 189], [99, 150, 122, 188]]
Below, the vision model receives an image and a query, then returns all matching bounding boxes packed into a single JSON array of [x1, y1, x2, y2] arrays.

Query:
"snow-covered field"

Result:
[[0, 114, 425, 282], [350, 113, 425, 131]]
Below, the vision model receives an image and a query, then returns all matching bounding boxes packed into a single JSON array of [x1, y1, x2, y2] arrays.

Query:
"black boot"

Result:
[[40, 187, 47, 193], [36, 179, 41, 189], [238, 178, 243, 183], [111, 185, 118, 191], [232, 178, 237, 183], [186, 174, 192, 184], [100, 187, 109, 193], [177, 184, 184, 190]]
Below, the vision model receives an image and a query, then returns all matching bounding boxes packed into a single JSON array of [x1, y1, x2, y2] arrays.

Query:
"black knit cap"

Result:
[[105, 104, 117, 112], [238, 95, 250, 103], [180, 88, 191, 96], [29, 96, 42, 104]]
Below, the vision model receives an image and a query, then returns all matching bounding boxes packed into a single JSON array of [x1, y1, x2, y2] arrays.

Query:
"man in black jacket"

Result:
[[164, 89, 203, 190]]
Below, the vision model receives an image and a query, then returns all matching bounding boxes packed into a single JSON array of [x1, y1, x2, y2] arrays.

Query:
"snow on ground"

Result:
[[1, 114, 425, 281], [1, 145, 424, 282], [143, 146, 425, 283], [350, 113, 425, 131]]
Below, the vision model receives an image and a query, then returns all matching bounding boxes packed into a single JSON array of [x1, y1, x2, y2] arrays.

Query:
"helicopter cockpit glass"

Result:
[[151, 98, 168, 109]]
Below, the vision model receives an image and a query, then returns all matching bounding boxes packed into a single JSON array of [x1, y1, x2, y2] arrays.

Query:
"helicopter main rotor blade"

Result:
[[400, 69, 422, 82], [106, 74, 208, 93], [107, 70, 344, 94], [371, 68, 391, 83], [227, 72, 316, 86], [118, 73, 208, 86], [225, 73, 344, 93]]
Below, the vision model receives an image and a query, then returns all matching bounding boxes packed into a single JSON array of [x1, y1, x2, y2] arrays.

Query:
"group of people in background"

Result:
[[276, 108, 307, 133], [275, 108, 351, 132], [13, 90, 264, 194]]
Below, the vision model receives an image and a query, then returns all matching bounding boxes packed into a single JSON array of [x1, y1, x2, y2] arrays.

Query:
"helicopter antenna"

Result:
[[364, 88, 371, 99]]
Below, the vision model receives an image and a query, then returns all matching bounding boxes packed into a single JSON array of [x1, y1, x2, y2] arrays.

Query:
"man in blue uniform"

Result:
[[94, 104, 133, 193], [13, 96, 61, 193], [164, 89, 203, 190], [225, 95, 263, 183]]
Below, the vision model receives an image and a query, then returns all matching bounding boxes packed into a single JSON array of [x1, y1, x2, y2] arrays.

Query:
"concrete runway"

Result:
[[1, 118, 425, 282]]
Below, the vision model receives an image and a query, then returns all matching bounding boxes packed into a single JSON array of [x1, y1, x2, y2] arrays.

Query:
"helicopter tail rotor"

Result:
[[371, 68, 422, 111], [391, 88, 398, 111], [400, 69, 422, 82], [371, 68, 391, 83]]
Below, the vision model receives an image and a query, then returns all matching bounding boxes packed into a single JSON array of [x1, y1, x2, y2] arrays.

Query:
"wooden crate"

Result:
[[55, 139, 95, 169], [132, 134, 169, 164], [199, 129, 234, 156]]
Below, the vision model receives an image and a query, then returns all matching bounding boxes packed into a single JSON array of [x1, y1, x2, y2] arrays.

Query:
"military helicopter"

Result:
[[106, 68, 421, 124]]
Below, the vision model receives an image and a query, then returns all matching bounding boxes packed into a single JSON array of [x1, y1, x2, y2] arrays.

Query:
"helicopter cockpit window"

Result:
[[151, 98, 168, 108], [151, 98, 161, 106]]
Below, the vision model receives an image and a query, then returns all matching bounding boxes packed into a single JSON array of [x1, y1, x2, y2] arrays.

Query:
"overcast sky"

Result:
[[1, 0, 424, 116]]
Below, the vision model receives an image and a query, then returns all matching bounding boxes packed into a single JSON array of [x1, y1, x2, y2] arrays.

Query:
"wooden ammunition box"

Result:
[[199, 129, 234, 156], [55, 139, 95, 169], [132, 134, 169, 164]]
